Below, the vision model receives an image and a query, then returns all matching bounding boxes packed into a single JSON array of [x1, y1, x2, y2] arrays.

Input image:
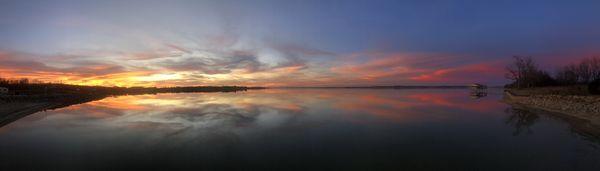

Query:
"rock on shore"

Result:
[[504, 91, 600, 125]]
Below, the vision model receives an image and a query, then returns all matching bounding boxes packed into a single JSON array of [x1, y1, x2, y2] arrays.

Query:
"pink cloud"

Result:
[[409, 61, 505, 84], [328, 52, 503, 85]]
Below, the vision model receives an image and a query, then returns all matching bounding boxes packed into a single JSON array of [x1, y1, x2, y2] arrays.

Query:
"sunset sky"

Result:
[[1, 0, 600, 87]]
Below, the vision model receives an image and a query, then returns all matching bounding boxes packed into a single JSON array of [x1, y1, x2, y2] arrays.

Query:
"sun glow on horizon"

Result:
[[134, 73, 183, 82], [1, 1, 595, 87]]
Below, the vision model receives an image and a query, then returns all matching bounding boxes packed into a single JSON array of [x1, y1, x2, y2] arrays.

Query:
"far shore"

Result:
[[274, 85, 504, 89]]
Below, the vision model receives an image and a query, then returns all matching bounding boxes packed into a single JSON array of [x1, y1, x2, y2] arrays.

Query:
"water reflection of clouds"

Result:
[[41, 92, 308, 142], [5, 89, 505, 139], [4, 89, 600, 170], [407, 92, 504, 112]]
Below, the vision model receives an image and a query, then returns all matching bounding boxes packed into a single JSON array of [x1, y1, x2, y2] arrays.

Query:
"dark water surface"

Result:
[[1, 89, 599, 170]]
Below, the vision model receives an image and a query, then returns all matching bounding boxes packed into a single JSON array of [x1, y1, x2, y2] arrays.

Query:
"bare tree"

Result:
[[555, 57, 600, 85], [578, 59, 592, 83], [555, 65, 579, 85], [505, 56, 530, 88], [588, 57, 600, 81], [506, 56, 554, 88]]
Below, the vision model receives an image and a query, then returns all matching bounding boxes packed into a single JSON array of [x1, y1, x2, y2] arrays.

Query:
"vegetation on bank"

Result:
[[505, 56, 600, 95]]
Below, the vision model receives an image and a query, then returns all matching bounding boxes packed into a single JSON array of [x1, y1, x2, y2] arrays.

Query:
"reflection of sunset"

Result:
[[88, 98, 148, 110], [2, 89, 599, 170], [0, 89, 508, 136], [3, 89, 508, 130], [134, 98, 188, 107]]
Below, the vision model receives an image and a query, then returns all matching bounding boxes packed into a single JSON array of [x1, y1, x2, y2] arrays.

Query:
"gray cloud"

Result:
[[0, 51, 128, 77], [155, 40, 334, 75], [159, 50, 262, 74]]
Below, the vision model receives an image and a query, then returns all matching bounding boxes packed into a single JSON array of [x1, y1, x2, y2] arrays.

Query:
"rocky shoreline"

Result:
[[503, 90, 600, 125]]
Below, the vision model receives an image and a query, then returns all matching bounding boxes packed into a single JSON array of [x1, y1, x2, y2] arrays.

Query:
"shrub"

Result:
[[590, 79, 600, 95]]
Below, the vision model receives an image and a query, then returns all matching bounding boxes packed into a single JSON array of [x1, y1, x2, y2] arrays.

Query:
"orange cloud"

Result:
[[0, 51, 161, 86], [0, 48, 510, 87]]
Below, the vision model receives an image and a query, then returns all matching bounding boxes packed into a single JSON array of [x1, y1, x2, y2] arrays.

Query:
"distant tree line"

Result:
[[505, 56, 600, 94], [0, 78, 31, 85], [0, 77, 258, 96]]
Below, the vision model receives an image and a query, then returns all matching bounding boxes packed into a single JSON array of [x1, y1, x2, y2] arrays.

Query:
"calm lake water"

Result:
[[1, 89, 599, 170]]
